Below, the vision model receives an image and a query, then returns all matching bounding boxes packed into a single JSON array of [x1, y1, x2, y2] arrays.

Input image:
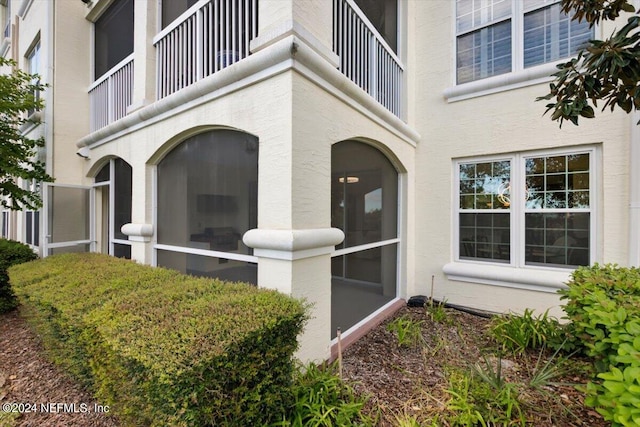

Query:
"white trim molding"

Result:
[[121, 223, 153, 242], [243, 228, 345, 261], [444, 62, 558, 102], [77, 34, 421, 150], [443, 261, 571, 292]]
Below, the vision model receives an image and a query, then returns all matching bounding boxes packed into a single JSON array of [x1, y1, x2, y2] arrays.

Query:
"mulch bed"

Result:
[[1, 305, 608, 426], [341, 305, 608, 426], [0, 309, 119, 427]]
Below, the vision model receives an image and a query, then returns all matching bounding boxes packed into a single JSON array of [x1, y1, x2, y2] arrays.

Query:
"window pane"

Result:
[[157, 130, 258, 259], [331, 244, 397, 338], [331, 141, 398, 338], [113, 243, 132, 259], [114, 159, 132, 240], [34, 211, 39, 247], [524, 3, 592, 68], [526, 153, 590, 209], [460, 213, 510, 262], [525, 212, 590, 267], [1, 212, 8, 238], [157, 250, 257, 285], [26, 212, 33, 244], [459, 160, 511, 210], [457, 20, 512, 84], [94, 0, 134, 79], [47, 187, 90, 243], [456, 0, 511, 32], [332, 141, 398, 247]]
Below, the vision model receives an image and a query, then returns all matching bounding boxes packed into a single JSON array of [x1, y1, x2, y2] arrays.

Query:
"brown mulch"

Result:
[[341, 305, 608, 426], [1, 305, 608, 427], [0, 309, 119, 427]]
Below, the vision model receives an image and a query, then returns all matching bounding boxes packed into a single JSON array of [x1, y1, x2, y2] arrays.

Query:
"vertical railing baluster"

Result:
[[151, 0, 258, 99], [331, 0, 403, 118], [231, 0, 236, 64]]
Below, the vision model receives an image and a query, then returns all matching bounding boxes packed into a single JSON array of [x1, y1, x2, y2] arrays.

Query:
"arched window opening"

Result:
[[331, 140, 399, 338], [94, 158, 133, 259], [155, 129, 258, 284]]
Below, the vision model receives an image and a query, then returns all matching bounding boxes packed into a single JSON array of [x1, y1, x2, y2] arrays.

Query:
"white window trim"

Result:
[[445, 145, 600, 291], [446, 0, 598, 102]]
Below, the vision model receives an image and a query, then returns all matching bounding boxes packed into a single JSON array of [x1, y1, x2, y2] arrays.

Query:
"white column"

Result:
[[128, 0, 157, 112]]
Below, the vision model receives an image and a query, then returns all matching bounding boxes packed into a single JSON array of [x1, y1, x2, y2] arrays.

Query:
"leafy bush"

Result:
[[560, 264, 640, 426], [9, 253, 307, 426], [0, 238, 37, 313], [274, 362, 376, 426], [489, 308, 565, 354]]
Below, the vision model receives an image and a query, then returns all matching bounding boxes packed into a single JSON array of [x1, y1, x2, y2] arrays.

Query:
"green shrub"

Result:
[[560, 264, 640, 426], [387, 315, 424, 348], [9, 253, 307, 426], [274, 362, 376, 426], [443, 367, 524, 427], [0, 238, 37, 313], [489, 308, 565, 354]]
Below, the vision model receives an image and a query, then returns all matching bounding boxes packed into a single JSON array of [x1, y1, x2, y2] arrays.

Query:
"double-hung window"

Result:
[[1, 210, 9, 239], [456, 0, 593, 84], [457, 148, 594, 268], [24, 181, 39, 247], [2, 0, 10, 39], [26, 40, 41, 117]]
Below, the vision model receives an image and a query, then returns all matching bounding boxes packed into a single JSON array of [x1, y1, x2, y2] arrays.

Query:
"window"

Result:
[[156, 130, 258, 285], [331, 140, 399, 337], [456, 0, 592, 84], [26, 40, 41, 116], [94, 0, 134, 79], [95, 158, 133, 259], [24, 180, 39, 247], [2, 0, 10, 39], [456, 148, 594, 268], [1, 210, 9, 238], [25, 211, 39, 246]]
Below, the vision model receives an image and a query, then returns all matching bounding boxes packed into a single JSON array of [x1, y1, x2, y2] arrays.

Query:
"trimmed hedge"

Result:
[[0, 238, 38, 313], [9, 253, 307, 426], [560, 264, 640, 427]]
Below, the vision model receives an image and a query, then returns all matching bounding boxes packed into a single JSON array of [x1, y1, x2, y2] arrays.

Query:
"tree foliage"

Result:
[[0, 56, 52, 210], [538, 0, 640, 126]]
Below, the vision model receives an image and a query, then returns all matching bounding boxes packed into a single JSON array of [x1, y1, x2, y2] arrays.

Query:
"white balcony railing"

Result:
[[333, 0, 404, 118], [88, 54, 134, 132], [154, 0, 258, 99]]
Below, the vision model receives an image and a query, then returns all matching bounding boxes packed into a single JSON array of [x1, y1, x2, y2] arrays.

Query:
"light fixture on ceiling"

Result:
[[339, 176, 359, 184]]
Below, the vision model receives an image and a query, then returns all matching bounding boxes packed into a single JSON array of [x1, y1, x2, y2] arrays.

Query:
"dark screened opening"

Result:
[[113, 159, 132, 240], [162, 0, 199, 29], [94, 0, 134, 79], [354, 0, 398, 52], [157, 129, 258, 283]]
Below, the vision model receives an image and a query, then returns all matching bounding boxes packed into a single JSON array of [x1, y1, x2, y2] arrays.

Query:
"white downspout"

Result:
[[38, 0, 55, 258], [629, 111, 640, 266], [45, 0, 54, 178]]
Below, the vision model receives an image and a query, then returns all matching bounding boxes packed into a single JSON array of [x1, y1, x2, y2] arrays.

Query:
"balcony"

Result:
[[86, 0, 404, 134], [333, 0, 404, 118], [154, 0, 258, 99], [88, 54, 134, 133]]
